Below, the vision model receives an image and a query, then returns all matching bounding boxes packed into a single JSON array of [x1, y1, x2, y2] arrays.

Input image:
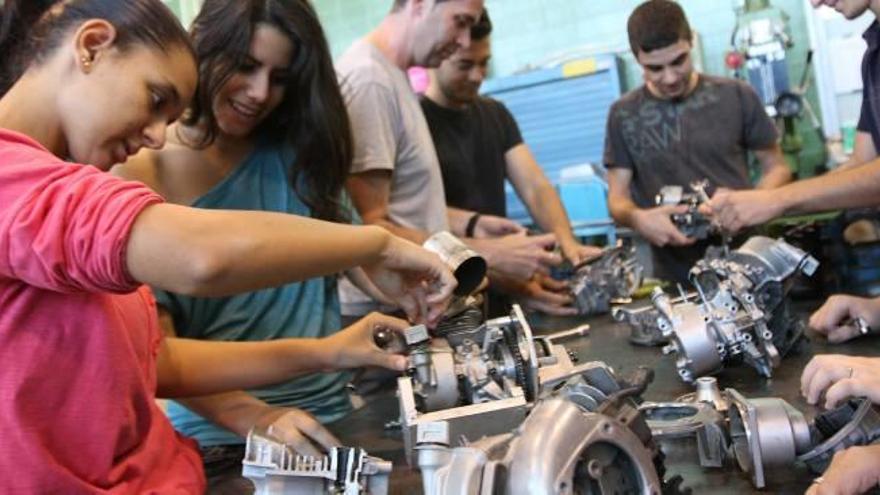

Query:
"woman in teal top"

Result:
[[114, 0, 392, 489]]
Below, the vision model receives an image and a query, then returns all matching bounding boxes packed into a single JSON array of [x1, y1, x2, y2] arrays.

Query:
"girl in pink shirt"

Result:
[[0, 1, 456, 493]]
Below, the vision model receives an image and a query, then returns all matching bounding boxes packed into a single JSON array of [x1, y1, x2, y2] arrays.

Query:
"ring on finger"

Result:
[[846, 366, 854, 379]]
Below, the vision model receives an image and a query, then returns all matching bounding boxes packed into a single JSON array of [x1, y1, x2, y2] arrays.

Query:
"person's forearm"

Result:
[[463, 238, 499, 266], [127, 204, 392, 297], [177, 391, 271, 438], [608, 193, 642, 228], [447, 207, 476, 237], [157, 337, 336, 398], [772, 160, 880, 215], [755, 162, 793, 189], [345, 267, 394, 305], [753, 145, 793, 190], [361, 217, 430, 244], [524, 182, 578, 245], [487, 267, 529, 295], [830, 131, 878, 174]]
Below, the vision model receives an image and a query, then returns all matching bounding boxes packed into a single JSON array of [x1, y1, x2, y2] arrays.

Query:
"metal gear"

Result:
[[654, 450, 694, 495], [502, 324, 531, 401]]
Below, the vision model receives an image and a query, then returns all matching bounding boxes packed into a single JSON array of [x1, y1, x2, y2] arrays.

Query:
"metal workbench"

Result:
[[327, 305, 880, 495]]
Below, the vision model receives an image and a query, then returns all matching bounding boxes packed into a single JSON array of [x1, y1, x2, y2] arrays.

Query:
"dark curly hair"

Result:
[[181, 0, 353, 223], [627, 0, 693, 57]]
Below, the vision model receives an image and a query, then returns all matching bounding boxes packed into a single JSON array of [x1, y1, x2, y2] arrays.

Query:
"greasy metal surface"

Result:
[[328, 302, 880, 494]]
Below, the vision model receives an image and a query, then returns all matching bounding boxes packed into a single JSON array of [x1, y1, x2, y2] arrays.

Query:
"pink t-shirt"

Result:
[[0, 129, 205, 493]]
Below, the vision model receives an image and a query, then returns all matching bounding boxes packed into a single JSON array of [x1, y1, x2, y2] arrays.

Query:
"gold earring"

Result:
[[81, 55, 92, 70]]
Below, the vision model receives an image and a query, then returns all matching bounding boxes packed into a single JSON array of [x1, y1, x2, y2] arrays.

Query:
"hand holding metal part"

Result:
[[804, 443, 880, 495], [802, 354, 880, 409], [808, 294, 880, 344], [568, 242, 644, 316], [655, 180, 715, 241]]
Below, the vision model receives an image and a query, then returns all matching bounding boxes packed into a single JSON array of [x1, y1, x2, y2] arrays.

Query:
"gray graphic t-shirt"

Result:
[[603, 75, 778, 281]]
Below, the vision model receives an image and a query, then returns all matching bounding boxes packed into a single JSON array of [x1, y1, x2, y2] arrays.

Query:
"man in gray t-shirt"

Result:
[[335, 0, 486, 316], [605, 0, 792, 283], [338, 1, 592, 318], [338, 39, 449, 236]]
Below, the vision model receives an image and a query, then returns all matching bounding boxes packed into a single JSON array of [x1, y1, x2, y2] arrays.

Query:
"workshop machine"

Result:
[[727, 0, 826, 175]]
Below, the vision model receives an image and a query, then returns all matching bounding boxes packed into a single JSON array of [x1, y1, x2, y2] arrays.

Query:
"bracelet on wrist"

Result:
[[465, 213, 482, 237]]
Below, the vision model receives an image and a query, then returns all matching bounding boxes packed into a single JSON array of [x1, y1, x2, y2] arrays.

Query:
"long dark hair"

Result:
[[0, 0, 194, 95], [183, 0, 353, 223]]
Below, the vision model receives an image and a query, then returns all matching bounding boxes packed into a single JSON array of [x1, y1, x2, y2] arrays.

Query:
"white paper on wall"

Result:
[[829, 35, 867, 94]]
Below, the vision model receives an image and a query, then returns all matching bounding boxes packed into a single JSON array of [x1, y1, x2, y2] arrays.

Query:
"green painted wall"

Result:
[[313, 1, 813, 87], [313, 0, 825, 174], [162, 0, 182, 18]]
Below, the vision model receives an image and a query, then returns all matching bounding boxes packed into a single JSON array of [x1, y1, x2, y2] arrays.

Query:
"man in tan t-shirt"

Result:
[[337, 0, 566, 317]]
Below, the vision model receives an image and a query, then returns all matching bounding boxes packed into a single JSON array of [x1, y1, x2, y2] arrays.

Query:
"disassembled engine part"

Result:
[[242, 429, 391, 495], [436, 294, 485, 335], [617, 236, 818, 382], [397, 305, 606, 464], [613, 290, 691, 347], [726, 389, 813, 489], [639, 377, 729, 468], [406, 305, 540, 411], [423, 231, 487, 296], [415, 385, 673, 494], [569, 243, 644, 315], [797, 398, 880, 474], [643, 380, 880, 490], [655, 180, 713, 241], [676, 375, 729, 413]]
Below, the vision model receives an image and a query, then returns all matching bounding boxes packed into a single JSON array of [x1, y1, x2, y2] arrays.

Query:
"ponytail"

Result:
[[0, 0, 194, 96], [0, 0, 58, 94]]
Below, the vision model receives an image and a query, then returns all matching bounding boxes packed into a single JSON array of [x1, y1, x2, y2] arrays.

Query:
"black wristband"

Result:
[[465, 213, 481, 238]]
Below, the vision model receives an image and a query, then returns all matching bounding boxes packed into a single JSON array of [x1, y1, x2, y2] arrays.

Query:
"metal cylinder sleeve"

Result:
[[727, 389, 812, 488], [423, 231, 487, 296]]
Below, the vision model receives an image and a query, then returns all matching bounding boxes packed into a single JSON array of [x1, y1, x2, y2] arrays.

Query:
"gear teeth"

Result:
[[662, 475, 692, 495], [502, 325, 530, 402]]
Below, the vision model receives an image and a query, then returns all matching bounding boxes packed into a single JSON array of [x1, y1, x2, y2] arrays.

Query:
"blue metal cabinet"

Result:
[[482, 55, 623, 243]]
